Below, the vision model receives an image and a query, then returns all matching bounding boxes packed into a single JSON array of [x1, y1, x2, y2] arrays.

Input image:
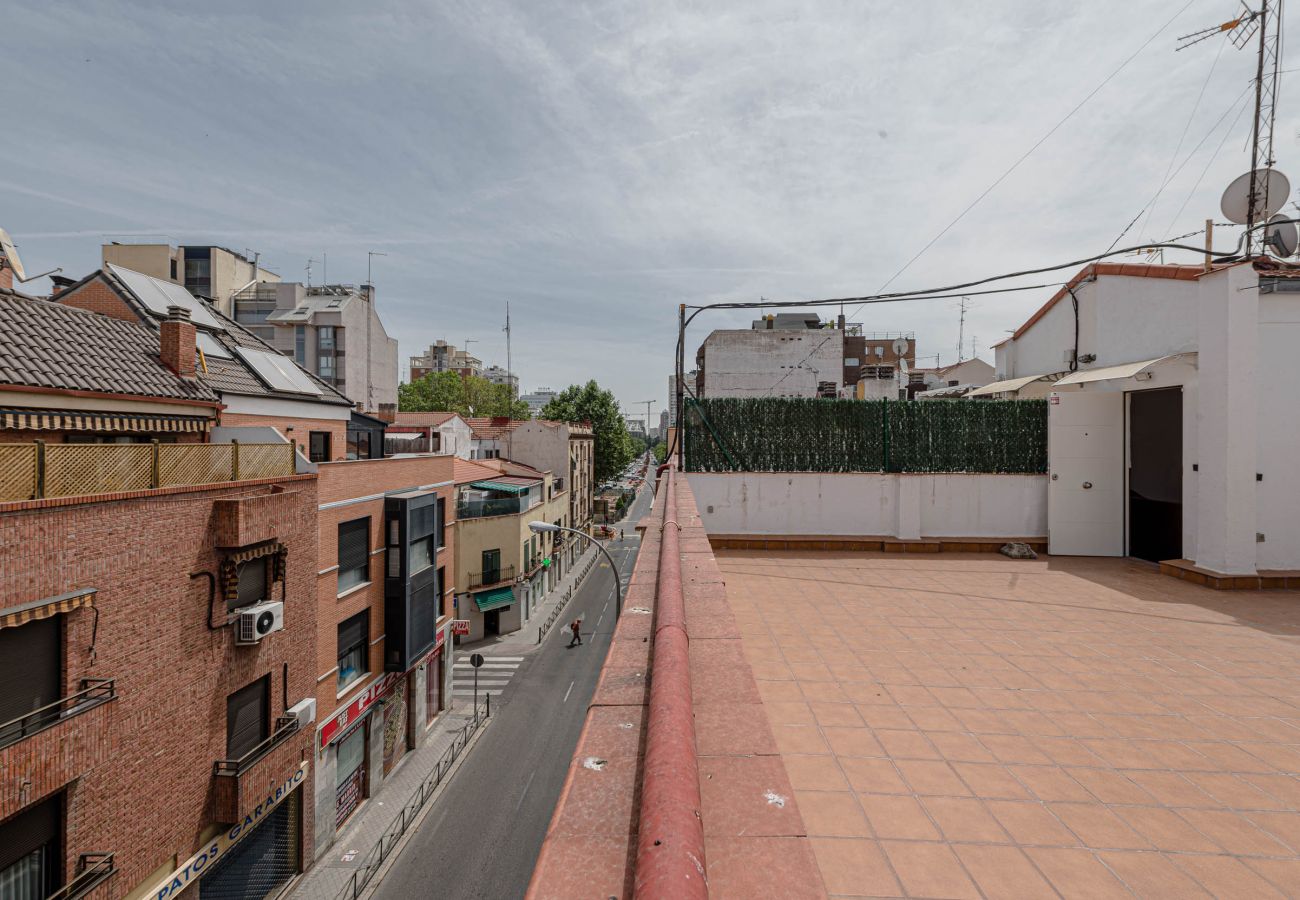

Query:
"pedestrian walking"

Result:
[[569, 618, 583, 647]]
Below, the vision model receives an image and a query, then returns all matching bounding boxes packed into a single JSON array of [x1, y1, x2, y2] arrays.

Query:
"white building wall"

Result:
[[686, 472, 1046, 539], [1255, 291, 1300, 569], [701, 329, 845, 398]]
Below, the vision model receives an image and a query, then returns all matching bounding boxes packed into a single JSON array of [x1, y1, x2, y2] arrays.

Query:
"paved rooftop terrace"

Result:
[[717, 550, 1300, 899]]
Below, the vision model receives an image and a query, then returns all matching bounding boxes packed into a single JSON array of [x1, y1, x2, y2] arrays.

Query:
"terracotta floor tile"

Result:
[[784, 754, 850, 792], [894, 759, 972, 796], [1246, 810, 1300, 853], [1025, 847, 1133, 900], [853, 704, 915, 730], [1177, 808, 1295, 856], [921, 796, 1011, 843], [981, 733, 1055, 765], [1112, 806, 1224, 853], [807, 837, 901, 897], [860, 793, 941, 840], [1077, 737, 1157, 768], [906, 705, 963, 732], [954, 844, 1058, 899], [1097, 850, 1212, 898], [774, 725, 832, 755], [1246, 857, 1300, 896], [951, 762, 1033, 800], [1032, 736, 1107, 767], [874, 729, 941, 760], [758, 680, 810, 704], [1009, 766, 1095, 803], [809, 701, 865, 728], [839, 758, 909, 794], [880, 840, 980, 900], [707, 836, 829, 900], [1065, 767, 1157, 805], [766, 701, 816, 725], [926, 731, 998, 764], [822, 727, 887, 759], [1121, 770, 1219, 808], [1047, 803, 1151, 850], [1183, 771, 1290, 811], [1172, 853, 1287, 900], [986, 800, 1081, 847], [1241, 773, 1300, 806], [797, 791, 872, 838]]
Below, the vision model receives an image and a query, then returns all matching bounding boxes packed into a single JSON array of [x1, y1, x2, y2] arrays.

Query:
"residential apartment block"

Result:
[[463, 417, 595, 533], [482, 364, 518, 394], [408, 340, 482, 382], [100, 242, 279, 317]]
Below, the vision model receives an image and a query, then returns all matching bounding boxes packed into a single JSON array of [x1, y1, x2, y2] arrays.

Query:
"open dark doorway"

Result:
[[1128, 388, 1182, 562], [484, 609, 501, 636]]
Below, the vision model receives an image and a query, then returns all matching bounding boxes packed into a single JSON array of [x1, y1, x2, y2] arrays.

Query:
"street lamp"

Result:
[[528, 521, 622, 617]]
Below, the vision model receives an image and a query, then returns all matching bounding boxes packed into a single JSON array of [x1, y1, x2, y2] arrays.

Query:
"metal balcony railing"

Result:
[[0, 441, 297, 502], [457, 496, 527, 519], [214, 715, 301, 777], [0, 678, 116, 751], [46, 853, 116, 900], [468, 565, 515, 589]]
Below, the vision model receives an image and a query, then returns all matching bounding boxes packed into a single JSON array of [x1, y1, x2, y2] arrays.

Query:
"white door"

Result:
[[1047, 390, 1124, 556]]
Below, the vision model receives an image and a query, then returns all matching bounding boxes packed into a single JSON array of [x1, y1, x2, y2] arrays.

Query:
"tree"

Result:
[[399, 371, 530, 419], [541, 380, 636, 484], [652, 441, 667, 465]]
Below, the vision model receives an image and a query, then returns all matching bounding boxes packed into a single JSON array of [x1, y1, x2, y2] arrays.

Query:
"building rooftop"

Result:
[[533, 468, 1300, 899], [392, 411, 463, 427], [465, 416, 526, 440], [452, 458, 507, 485], [0, 289, 218, 403]]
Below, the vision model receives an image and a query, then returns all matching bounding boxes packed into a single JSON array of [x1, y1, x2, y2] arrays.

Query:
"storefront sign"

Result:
[[451, 619, 470, 636], [145, 763, 307, 899], [319, 672, 401, 749]]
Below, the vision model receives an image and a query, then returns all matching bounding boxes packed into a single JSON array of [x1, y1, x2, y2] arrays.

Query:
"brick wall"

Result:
[[55, 276, 140, 323], [219, 411, 348, 462], [314, 455, 456, 723], [0, 474, 320, 896]]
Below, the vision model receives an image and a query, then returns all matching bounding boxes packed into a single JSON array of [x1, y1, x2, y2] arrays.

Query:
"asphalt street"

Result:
[[370, 477, 654, 900]]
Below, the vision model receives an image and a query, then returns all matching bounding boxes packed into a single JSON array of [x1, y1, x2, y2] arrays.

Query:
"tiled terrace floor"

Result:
[[716, 550, 1300, 899]]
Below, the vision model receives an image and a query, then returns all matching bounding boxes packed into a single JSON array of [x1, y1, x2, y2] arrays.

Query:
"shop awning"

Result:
[[0, 588, 96, 630], [469, 480, 532, 495], [1054, 353, 1196, 387], [473, 586, 514, 612], [0, 408, 212, 433], [968, 373, 1062, 397]]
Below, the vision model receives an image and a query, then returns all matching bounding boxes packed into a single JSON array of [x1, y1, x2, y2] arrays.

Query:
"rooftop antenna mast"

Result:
[[1180, 1, 1285, 255], [305, 257, 315, 288], [503, 302, 514, 403], [955, 296, 971, 361]]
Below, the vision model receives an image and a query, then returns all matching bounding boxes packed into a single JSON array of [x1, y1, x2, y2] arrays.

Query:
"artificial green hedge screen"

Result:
[[683, 397, 1047, 474]]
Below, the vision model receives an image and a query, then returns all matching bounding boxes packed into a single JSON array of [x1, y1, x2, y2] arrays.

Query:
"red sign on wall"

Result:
[[319, 672, 400, 749], [451, 619, 470, 636]]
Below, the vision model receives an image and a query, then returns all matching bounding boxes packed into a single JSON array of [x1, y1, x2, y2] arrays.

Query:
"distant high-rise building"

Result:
[[483, 365, 519, 394], [409, 340, 483, 382], [520, 387, 557, 416]]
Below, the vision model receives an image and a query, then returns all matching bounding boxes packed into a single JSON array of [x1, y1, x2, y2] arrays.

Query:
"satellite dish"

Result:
[[891, 337, 910, 356], [1220, 168, 1291, 225], [898, 358, 910, 375], [1264, 214, 1299, 257], [0, 228, 26, 283]]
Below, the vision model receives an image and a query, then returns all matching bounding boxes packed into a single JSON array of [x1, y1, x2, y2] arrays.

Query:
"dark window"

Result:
[[309, 431, 331, 463], [0, 793, 60, 897], [318, 326, 336, 351], [294, 326, 306, 365], [481, 549, 500, 584], [436, 497, 446, 548], [338, 518, 370, 592], [226, 676, 269, 760], [0, 616, 60, 746], [948, 380, 960, 387], [409, 577, 439, 657], [232, 557, 268, 611], [337, 611, 369, 692], [347, 429, 381, 460]]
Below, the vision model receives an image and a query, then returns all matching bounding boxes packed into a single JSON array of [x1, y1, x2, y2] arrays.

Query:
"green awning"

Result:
[[469, 480, 531, 495], [473, 586, 514, 612]]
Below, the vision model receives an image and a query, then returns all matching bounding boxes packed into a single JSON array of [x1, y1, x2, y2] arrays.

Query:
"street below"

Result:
[[370, 479, 654, 900]]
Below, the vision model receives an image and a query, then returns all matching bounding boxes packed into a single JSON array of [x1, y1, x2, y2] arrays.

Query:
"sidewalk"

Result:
[[291, 513, 631, 899]]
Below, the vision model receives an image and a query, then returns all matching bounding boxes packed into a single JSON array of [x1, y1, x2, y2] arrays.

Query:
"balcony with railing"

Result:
[[457, 495, 527, 519], [47, 853, 116, 900], [213, 714, 302, 822], [468, 564, 516, 589], [0, 678, 116, 752], [0, 441, 297, 503]]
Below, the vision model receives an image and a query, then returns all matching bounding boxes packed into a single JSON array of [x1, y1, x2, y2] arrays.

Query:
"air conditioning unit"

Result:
[[288, 698, 316, 727], [236, 601, 284, 645]]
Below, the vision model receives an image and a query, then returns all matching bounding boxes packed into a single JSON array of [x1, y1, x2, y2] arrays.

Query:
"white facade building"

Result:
[[984, 260, 1300, 580], [483, 365, 519, 394], [697, 322, 845, 399], [520, 387, 557, 415]]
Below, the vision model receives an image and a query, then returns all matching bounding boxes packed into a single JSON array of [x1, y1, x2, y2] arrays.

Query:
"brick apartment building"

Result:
[[0, 283, 320, 899], [309, 454, 457, 858]]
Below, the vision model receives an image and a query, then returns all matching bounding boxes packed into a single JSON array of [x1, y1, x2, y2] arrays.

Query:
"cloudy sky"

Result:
[[3, 0, 1293, 417]]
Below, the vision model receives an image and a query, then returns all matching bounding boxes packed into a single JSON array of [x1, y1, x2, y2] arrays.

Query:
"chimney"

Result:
[[377, 403, 397, 423], [49, 274, 76, 297], [161, 305, 197, 378], [361, 283, 375, 303]]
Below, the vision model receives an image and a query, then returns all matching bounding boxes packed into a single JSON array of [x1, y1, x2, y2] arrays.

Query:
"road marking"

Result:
[[516, 770, 537, 813], [563, 680, 575, 703], [595, 612, 604, 627]]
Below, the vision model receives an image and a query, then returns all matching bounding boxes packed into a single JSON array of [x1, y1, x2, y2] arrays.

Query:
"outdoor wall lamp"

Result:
[[529, 521, 622, 617]]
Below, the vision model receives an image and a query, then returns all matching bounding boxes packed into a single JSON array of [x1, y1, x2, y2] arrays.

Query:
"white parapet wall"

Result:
[[686, 472, 1047, 539]]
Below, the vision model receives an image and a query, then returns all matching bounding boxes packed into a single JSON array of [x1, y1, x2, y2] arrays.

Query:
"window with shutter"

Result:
[[337, 612, 369, 692], [0, 617, 60, 746], [337, 518, 370, 593], [226, 676, 269, 760]]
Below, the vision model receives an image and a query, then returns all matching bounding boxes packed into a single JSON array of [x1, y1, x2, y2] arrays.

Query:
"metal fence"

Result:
[[684, 397, 1048, 474], [334, 701, 491, 900], [0, 440, 297, 502], [538, 549, 598, 644]]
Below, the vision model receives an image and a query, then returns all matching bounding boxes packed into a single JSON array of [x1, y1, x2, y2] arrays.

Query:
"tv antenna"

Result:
[[1183, 2, 1286, 255], [954, 296, 971, 361]]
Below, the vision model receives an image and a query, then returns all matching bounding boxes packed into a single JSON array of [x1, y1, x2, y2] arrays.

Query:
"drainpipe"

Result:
[[634, 468, 707, 898]]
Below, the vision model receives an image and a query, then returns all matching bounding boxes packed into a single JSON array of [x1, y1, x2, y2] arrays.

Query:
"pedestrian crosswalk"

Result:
[[451, 654, 523, 698]]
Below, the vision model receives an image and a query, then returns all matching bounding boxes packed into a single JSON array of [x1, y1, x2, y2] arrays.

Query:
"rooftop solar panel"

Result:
[[233, 346, 322, 396], [196, 332, 232, 359], [106, 263, 223, 330]]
